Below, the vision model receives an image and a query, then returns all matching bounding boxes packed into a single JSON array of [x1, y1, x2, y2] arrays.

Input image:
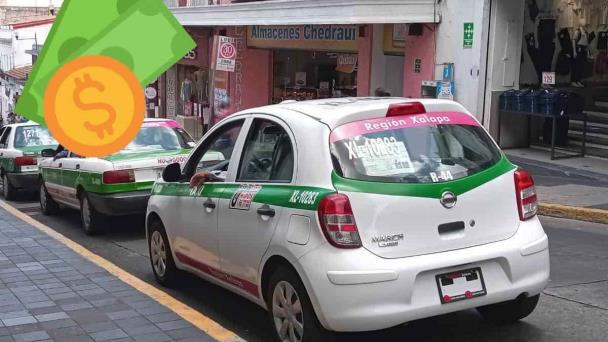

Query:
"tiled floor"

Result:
[[0, 206, 214, 342]]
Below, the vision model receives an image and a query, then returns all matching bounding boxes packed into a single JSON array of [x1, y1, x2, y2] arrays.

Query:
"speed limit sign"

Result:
[[215, 36, 237, 72]]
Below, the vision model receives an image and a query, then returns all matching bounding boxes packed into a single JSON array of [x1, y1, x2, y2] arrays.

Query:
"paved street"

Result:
[[1, 195, 607, 342]]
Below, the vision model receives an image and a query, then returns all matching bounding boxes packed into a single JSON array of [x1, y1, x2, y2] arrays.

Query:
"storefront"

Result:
[[161, 0, 441, 135], [247, 24, 360, 103], [489, 0, 608, 158], [157, 28, 211, 139]]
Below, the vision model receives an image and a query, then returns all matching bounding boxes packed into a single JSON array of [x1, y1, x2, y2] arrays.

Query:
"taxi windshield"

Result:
[[14, 126, 57, 148], [330, 112, 502, 184], [121, 126, 194, 153]]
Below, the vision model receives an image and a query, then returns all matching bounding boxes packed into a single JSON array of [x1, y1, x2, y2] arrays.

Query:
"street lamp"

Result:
[[15, 32, 39, 50], [15, 33, 40, 66]]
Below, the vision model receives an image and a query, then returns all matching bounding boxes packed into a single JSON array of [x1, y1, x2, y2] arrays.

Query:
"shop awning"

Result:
[[171, 0, 440, 26]]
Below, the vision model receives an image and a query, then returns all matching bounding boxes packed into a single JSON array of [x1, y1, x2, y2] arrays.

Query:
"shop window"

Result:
[[177, 65, 209, 116], [272, 50, 358, 103]]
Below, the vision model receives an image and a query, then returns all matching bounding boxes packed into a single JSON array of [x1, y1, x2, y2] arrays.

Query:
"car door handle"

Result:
[[58, 163, 62, 167], [203, 198, 216, 209], [75, 164, 80, 170], [257, 205, 275, 218]]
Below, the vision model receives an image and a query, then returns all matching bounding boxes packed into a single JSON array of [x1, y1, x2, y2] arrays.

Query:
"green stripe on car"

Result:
[[102, 149, 191, 162], [41, 168, 155, 194], [152, 183, 335, 211]]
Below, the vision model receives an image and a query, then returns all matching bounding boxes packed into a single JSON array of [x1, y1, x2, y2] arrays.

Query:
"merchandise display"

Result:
[[272, 50, 357, 103]]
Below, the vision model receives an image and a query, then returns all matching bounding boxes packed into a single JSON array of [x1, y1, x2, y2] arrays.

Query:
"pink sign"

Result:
[[330, 112, 480, 143], [143, 120, 180, 129]]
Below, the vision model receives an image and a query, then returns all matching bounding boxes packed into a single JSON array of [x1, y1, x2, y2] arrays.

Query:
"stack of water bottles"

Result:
[[499, 89, 583, 117]]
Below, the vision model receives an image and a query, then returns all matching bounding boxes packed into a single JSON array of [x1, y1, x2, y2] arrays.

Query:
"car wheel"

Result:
[[1, 173, 17, 200], [79, 192, 104, 235], [477, 294, 540, 324], [148, 219, 180, 287], [266, 266, 333, 342], [39, 181, 59, 215]]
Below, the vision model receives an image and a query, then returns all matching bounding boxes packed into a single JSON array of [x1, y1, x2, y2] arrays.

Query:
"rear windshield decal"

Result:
[[330, 112, 479, 143], [430, 171, 454, 183], [345, 137, 414, 177]]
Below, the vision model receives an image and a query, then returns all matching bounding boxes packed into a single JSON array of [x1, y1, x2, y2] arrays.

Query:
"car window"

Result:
[[183, 120, 244, 178], [330, 112, 501, 183], [0, 127, 11, 148], [121, 126, 194, 153], [14, 126, 57, 148], [237, 119, 294, 183]]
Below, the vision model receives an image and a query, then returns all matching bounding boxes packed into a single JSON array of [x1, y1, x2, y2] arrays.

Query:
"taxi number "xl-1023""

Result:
[[289, 190, 320, 206]]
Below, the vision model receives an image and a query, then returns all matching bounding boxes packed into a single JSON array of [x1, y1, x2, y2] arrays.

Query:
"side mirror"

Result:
[[162, 163, 182, 183], [41, 149, 56, 158]]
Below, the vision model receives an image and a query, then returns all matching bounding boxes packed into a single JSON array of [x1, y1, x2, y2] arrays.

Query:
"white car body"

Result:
[[0, 122, 57, 198], [147, 98, 549, 334], [39, 118, 195, 221]]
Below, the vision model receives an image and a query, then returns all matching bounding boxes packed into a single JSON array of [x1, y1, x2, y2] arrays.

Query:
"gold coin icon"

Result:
[[44, 55, 145, 157]]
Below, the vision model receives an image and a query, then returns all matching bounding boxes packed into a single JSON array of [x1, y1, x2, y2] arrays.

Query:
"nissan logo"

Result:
[[440, 191, 457, 209]]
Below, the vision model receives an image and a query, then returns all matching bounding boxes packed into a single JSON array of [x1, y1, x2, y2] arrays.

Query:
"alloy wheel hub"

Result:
[[273, 281, 304, 342], [150, 231, 167, 277]]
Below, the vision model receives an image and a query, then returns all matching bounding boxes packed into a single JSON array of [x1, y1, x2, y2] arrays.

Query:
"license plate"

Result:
[[135, 168, 163, 181], [435, 267, 486, 304]]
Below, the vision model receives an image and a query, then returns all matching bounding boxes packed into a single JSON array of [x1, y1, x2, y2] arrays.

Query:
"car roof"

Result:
[[3, 121, 40, 128], [238, 97, 472, 129]]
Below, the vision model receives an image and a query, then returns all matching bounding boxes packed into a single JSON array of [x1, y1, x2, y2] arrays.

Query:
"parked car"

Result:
[[146, 98, 549, 342], [0, 122, 58, 199], [39, 118, 195, 234]]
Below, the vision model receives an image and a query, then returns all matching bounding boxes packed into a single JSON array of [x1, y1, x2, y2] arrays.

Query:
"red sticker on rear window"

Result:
[[330, 112, 480, 143]]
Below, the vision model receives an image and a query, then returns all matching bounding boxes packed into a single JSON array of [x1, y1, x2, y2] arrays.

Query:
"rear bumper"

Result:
[[296, 217, 550, 332], [88, 190, 150, 216], [6, 172, 38, 192]]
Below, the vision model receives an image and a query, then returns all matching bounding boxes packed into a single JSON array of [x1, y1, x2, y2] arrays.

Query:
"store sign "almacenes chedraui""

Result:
[[247, 25, 359, 52]]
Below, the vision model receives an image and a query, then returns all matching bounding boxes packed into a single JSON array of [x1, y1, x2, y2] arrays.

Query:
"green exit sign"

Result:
[[464, 22, 474, 49]]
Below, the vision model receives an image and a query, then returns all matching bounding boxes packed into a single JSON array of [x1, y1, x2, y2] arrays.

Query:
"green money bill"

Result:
[[15, 0, 148, 124], [72, 0, 195, 87]]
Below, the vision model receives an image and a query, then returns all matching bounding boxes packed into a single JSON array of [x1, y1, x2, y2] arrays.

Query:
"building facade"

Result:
[[159, 0, 607, 159]]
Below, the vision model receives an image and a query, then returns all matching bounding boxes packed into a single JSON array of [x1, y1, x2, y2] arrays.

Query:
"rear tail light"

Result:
[[386, 102, 426, 117], [15, 156, 37, 166], [103, 170, 135, 184], [514, 169, 538, 220], [318, 194, 361, 248]]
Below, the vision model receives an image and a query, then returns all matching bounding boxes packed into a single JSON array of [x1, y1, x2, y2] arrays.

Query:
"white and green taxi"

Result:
[[39, 118, 195, 234], [0, 122, 58, 200], [146, 98, 549, 341]]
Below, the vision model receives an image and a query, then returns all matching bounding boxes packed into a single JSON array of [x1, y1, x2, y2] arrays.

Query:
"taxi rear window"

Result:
[[329, 112, 501, 184], [14, 126, 57, 148]]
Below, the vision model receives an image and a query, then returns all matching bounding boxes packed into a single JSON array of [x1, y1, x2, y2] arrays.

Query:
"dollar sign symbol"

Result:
[[73, 74, 116, 139]]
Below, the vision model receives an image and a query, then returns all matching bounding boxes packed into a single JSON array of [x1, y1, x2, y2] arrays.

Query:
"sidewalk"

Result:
[[0, 204, 217, 342], [506, 148, 608, 223]]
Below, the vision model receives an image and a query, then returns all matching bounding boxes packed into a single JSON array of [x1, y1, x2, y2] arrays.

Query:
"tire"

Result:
[[39, 181, 59, 215], [148, 218, 180, 287], [2, 173, 17, 200], [477, 294, 540, 324], [79, 192, 104, 235], [266, 266, 333, 342]]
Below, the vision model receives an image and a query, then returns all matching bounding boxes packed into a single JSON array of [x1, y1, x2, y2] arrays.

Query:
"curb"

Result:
[[539, 203, 608, 224]]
